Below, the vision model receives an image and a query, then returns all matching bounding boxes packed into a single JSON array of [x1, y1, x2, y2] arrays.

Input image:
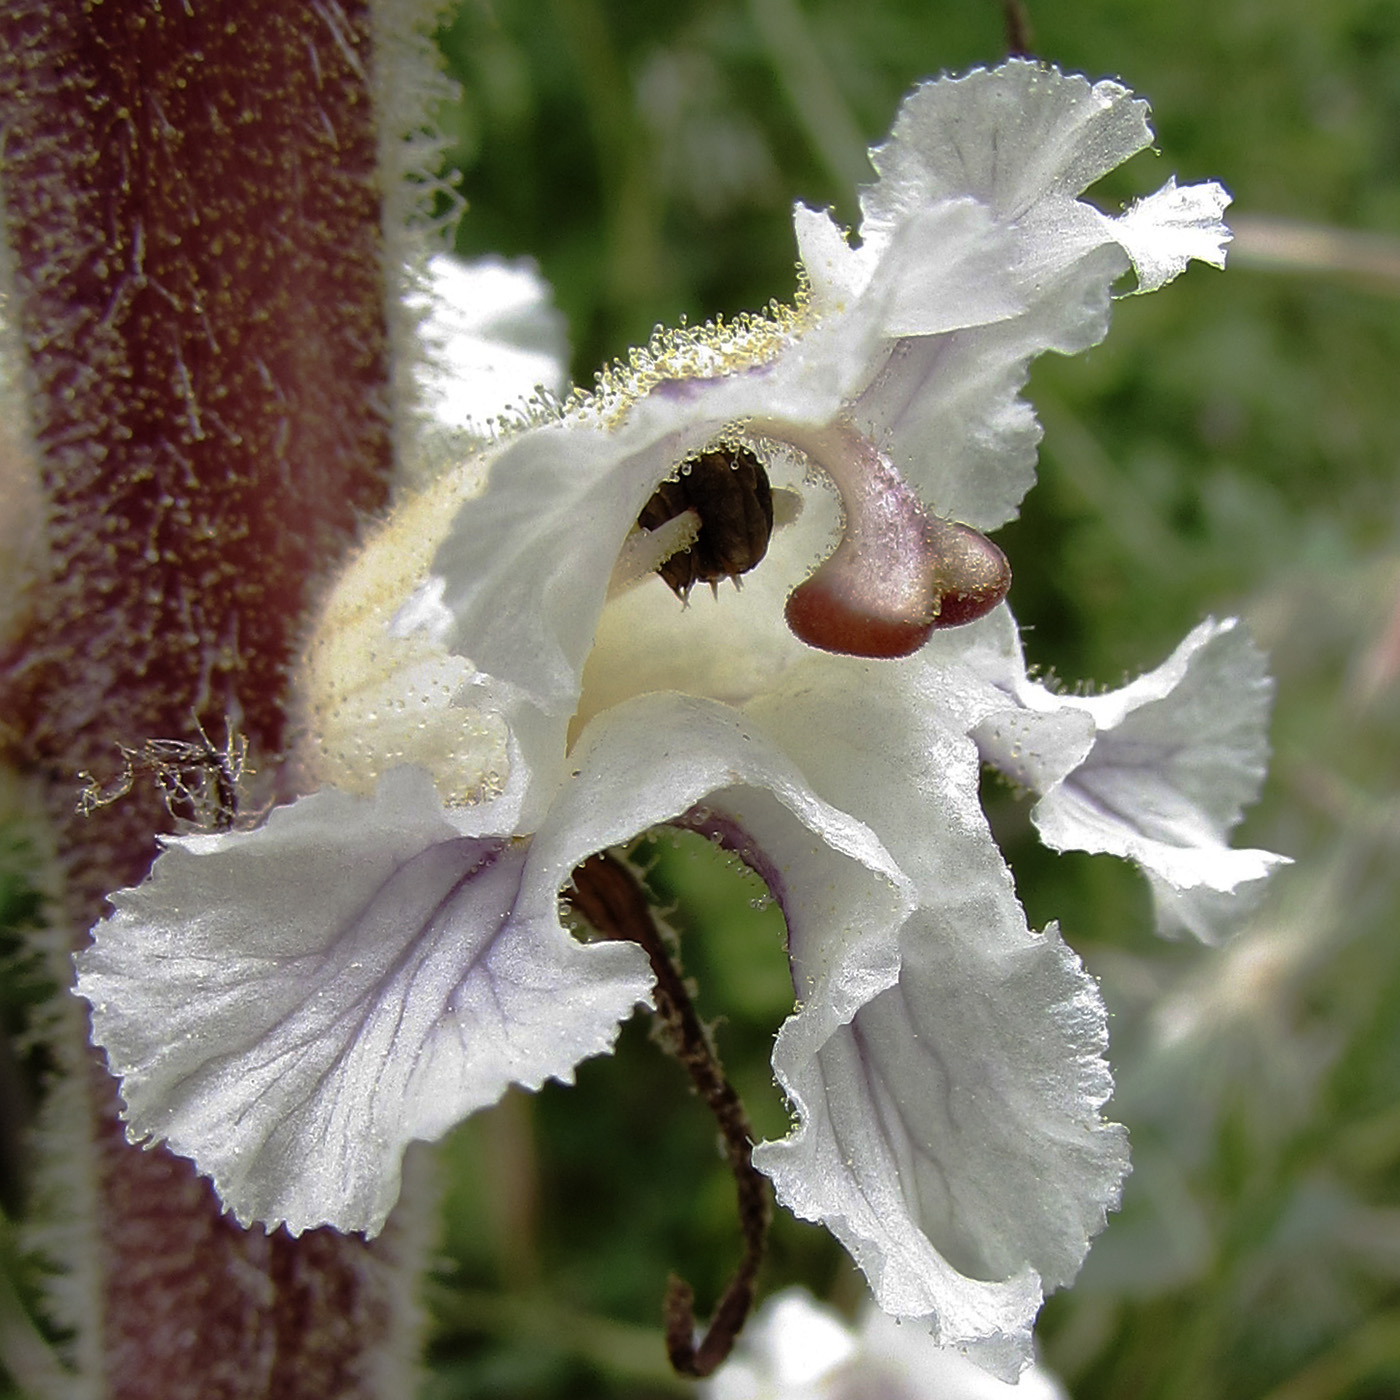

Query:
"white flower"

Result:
[[703, 1288, 1069, 1400], [76, 61, 1273, 1377]]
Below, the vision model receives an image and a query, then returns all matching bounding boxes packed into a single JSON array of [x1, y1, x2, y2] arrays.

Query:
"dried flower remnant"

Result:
[[77, 721, 250, 833]]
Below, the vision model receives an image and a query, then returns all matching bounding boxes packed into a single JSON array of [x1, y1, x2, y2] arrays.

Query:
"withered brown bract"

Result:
[[638, 448, 775, 599]]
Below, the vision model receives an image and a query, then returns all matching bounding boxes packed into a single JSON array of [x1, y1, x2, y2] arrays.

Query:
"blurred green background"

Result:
[[6, 0, 1400, 1396]]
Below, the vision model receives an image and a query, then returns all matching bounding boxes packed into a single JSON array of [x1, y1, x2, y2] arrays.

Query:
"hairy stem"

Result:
[[0, 3, 416, 1395]]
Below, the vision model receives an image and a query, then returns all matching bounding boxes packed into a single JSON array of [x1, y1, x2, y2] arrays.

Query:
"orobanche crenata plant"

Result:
[[77, 61, 1286, 1378]]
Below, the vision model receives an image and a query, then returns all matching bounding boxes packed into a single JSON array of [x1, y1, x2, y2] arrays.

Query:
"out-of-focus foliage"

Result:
[[423, 2, 1400, 1399]]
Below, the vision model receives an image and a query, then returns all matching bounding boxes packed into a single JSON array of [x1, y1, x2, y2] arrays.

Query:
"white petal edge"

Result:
[[861, 62, 1154, 233], [77, 768, 654, 1236], [1116, 177, 1232, 294], [747, 660, 1128, 1379], [845, 63, 1228, 527], [970, 616, 1290, 941]]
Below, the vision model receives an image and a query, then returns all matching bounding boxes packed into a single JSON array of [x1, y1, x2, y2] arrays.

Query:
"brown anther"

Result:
[[638, 448, 775, 599]]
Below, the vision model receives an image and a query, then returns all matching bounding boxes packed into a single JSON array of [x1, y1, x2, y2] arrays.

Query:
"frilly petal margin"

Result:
[[968, 613, 1290, 942], [860, 62, 1154, 232], [77, 690, 914, 1238], [76, 769, 655, 1236], [746, 662, 1128, 1379], [823, 62, 1229, 533]]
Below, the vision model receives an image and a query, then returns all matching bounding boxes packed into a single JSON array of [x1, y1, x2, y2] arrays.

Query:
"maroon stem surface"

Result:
[[0, 3, 406, 1396]]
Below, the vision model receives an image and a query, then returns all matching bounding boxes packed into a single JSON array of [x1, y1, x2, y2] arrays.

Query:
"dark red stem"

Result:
[[0, 4, 407, 1396]]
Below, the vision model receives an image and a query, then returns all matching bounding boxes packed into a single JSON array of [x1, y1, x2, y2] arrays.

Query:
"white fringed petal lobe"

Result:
[[826, 63, 1231, 532], [967, 612, 1289, 941], [78, 768, 652, 1236], [859, 64, 1155, 228], [78, 691, 911, 1236], [747, 662, 1127, 1378], [1116, 177, 1233, 293]]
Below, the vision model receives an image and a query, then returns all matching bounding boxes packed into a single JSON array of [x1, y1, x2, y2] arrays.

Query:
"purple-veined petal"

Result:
[[559, 693, 915, 1008], [970, 616, 1289, 941], [77, 768, 655, 1236], [746, 661, 1128, 1378], [77, 690, 913, 1238]]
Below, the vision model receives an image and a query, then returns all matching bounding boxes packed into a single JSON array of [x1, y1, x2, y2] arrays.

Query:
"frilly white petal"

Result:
[[799, 198, 1026, 337], [747, 664, 1128, 1378], [568, 694, 915, 1024], [970, 615, 1289, 941], [1145, 869, 1274, 945], [1116, 177, 1232, 294], [793, 204, 865, 312], [77, 768, 654, 1236], [841, 63, 1227, 528], [431, 410, 724, 822], [862, 62, 1153, 231], [78, 691, 914, 1237], [413, 253, 570, 432]]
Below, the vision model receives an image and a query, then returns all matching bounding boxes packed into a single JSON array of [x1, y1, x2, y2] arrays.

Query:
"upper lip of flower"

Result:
[[427, 63, 1232, 810]]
